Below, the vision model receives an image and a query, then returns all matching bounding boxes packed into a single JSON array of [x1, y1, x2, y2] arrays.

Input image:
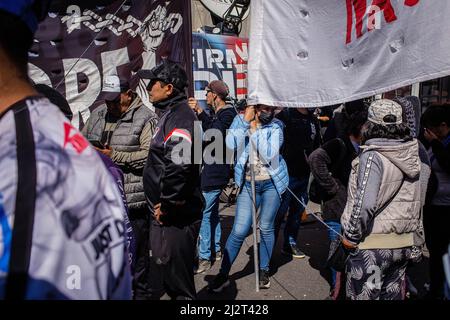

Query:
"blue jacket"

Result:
[[226, 115, 289, 197]]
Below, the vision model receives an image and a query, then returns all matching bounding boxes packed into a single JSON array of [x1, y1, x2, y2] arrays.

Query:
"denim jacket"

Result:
[[226, 114, 289, 197]]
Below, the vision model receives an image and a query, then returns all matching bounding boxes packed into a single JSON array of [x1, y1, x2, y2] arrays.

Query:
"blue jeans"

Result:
[[220, 179, 281, 275], [325, 220, 342, 288], [198, 189, 223, 260], [275, 176, 309, 247]]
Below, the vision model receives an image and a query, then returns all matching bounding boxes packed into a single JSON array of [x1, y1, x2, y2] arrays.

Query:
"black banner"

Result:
[[29, 0, 192, 128]]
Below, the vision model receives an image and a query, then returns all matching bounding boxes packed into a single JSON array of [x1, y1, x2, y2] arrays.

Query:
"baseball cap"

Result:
[[103, 75, 130, 102], [206, 80, 229, 99], [138, 60, 188, 92], [368, 99, 403, 126]]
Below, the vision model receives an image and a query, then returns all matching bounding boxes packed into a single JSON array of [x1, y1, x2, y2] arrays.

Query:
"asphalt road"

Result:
[[194, 202, 334, 300], [192, 202, 430, 300]]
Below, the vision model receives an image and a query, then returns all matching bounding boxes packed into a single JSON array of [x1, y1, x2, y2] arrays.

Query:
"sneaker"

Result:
[[259, 269, 270, 289], [215, 251, 222, 261], [282, 244, 306, 259], [209, 273, 230, 293], [195, 259, 211, 274]]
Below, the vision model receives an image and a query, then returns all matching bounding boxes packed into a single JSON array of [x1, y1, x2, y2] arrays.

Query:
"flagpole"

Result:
[[249, 142, 260, 292]]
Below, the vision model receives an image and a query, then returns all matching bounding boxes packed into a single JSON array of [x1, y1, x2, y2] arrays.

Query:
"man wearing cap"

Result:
[[141, 61, 203, 300], [0, 0, 131, 299], [340, 99, 422, 300], [82, 75, 157, 300], [188, 80, 237, 274]]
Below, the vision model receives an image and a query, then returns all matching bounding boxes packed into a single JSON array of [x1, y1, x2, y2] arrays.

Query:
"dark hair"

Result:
[[346, 110, 368, 137], [149, 79, 182, 99], [362, 121, 412, 144], [422, 104, 450, 128], [0, 11, 34, 78], [344, 99, 367, 115]]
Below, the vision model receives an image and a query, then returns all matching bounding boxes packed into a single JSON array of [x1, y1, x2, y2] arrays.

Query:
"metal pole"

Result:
[[411, 82, 421, 97], [249, 143, 260, 292]]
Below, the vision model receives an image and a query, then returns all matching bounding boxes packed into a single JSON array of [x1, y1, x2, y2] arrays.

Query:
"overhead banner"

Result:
[[192, 33, 248, 109], [248, 0, 450, 108], [29, 0, 192, 128]]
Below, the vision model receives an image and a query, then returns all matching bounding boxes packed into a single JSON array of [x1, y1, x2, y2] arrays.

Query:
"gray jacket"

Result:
[[82, 97, 158, 209], [341, 138, 422, 249]]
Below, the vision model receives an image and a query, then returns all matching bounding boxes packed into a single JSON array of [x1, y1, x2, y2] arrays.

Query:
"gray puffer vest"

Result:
[[83, 98, 157, 209], [341, 139, 422, 249]]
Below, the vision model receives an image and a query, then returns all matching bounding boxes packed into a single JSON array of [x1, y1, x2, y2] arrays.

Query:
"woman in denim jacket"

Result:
[[209, 105, 289, 292]]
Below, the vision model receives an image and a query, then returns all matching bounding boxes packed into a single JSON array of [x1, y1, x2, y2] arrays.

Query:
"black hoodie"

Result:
[[197, 104, 237, 190], [276, 108, 321, 179]]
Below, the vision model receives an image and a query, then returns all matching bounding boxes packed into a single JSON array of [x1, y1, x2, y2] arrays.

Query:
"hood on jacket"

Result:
[[362, 138, 420, 179]]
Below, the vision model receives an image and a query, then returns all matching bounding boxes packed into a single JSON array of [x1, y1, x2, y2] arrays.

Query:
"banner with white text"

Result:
[[29, 0, 192, 128]]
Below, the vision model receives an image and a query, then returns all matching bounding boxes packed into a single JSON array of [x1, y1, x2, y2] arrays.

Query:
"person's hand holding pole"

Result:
[[245, 106, 259, 132]]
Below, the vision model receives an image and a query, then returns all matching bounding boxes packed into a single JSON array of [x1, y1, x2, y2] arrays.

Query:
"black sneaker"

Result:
[[209, 273, 230, 293], [259, 269, 270, 289], [282, 244, 306, 259]]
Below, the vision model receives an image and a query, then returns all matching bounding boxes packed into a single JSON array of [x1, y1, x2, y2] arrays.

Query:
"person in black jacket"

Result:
[[140, 61, 203, 300], [308, 110, 367, 299], [323, 99, 367, 142], [188, 80, 237, 274], [421, 104, 450, 299], [274, 107, 321, 258]]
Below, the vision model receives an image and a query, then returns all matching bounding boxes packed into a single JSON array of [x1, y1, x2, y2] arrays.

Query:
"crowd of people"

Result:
[[1, 0, 450, 301]]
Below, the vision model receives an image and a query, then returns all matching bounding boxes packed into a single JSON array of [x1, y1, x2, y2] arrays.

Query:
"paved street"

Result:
[[194, 202, 333, 300], [192, 202, 430, 300]]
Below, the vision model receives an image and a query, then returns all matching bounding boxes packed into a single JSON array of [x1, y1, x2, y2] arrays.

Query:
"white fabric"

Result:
[[248, 0, 450, 108], [0, 98, 131, 299]]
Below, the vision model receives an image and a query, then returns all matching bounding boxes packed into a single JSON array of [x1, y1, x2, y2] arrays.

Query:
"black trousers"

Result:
[[148, 218, 201, 300], [423, 205, 450, 299], [128, 207, 151, 300]]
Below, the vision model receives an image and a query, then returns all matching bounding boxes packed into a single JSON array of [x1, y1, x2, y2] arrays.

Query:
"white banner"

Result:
[[247, 0, 450, 108]]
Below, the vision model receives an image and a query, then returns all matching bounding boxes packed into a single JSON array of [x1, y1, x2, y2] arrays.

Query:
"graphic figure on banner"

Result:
[[28, 1, 188, 129]]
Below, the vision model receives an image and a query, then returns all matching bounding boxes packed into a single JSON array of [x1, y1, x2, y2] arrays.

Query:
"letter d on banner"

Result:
[[63, 58, 101, 129]]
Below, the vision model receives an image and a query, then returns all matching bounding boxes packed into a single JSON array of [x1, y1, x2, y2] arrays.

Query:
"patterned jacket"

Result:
[[0, 97, 131, 299]]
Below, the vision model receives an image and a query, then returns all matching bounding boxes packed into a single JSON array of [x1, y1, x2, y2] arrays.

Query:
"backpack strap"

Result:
[[5, 102, 37, 300]]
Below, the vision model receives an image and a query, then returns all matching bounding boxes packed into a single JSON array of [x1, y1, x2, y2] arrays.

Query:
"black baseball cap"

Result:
[[138, 60, 188, 92]]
